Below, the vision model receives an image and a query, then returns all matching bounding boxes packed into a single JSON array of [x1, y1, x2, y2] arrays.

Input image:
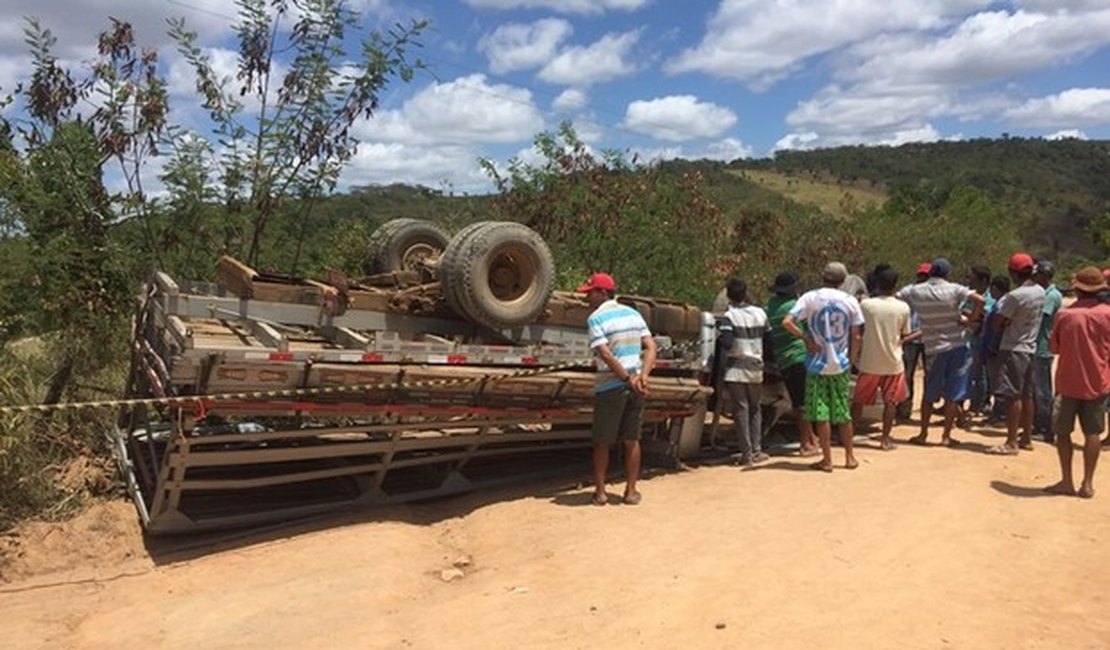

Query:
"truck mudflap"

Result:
[[114, 269, 712, 534]]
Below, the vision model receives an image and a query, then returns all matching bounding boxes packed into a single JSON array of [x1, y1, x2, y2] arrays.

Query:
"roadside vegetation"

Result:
[[1, 5, 1108, 530]]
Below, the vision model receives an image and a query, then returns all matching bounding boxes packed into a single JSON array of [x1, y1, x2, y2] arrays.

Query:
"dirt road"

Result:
[[2, 422, 1108, 649]]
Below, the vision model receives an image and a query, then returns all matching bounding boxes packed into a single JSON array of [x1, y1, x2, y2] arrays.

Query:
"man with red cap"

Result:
[[987, 252, 1045, 455], [1044, 267, 1110, 498], [579, 272, 657, 506]]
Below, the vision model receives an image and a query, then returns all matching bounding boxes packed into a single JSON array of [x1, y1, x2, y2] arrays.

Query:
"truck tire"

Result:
[[366, 218, 449, 274], [440, 221, 555, 329]]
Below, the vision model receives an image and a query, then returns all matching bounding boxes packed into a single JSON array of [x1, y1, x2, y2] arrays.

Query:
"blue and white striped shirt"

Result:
[[587, 300, 651, 394]]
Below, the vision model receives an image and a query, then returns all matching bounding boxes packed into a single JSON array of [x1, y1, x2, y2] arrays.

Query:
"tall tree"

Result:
[[168, 0, 426, 270]]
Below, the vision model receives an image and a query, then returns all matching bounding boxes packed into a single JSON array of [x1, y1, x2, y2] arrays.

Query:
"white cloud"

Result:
[[631, 137, 754, 163], [666, 0, 992, 88], [0, 0, 231, 57], [538, 31, 640, 86], [773, 132, 819, 152], [1004, 88, 1110, 127], [1045, 129, 1088, 140], [622, 95, 738, 142], [780, 7, 1110, 149], [840, 9, 1110, 88], [552, 88, 588, 112], [704, 137, 754, 160], [1015, 0, 1109, 11], [341, 142, 490, 192], [464, 0, 647, 14], [357, 74, 545, 146], [478, 18, 573, 74]]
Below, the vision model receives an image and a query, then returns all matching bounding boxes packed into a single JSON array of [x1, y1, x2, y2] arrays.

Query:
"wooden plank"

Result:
[[216, 256, 258, 299]]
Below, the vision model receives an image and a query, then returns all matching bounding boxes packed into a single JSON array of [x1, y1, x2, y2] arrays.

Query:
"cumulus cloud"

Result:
[[341, 142, 491, 192], [1004, 88, 1110, 127], [356, 74, 545, 145], [478, 18, 573, 74], [839, 9, 1110, 88], [538, 31, 640, 86], [773, 132, 819, 152], [666, 0, 992, 88], [622, 95, 738, 142], [552, 88, 588, 112], [1015, 0, 1109, 11], [704, 137, 754, 160], [780, 6, 1110, 149], [0, 0, 231, 57], [464, 0, 648, 14], [632, 137, 754, 163], [1044, 129, 1088, 140]]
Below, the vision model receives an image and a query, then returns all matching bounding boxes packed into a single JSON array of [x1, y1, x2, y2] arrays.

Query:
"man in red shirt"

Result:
[[1045, 267, 1110, 499]]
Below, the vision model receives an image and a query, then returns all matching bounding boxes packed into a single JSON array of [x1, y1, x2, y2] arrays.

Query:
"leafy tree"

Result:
[[167, 0, 427, 271], [853, 184, 1022, 282], [482, 123, 730, 305]]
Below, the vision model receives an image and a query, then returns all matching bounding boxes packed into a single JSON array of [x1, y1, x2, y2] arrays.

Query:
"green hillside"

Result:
[[731, 138, 1110, 264]]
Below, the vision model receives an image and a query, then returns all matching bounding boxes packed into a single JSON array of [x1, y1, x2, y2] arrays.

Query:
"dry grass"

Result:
[[0, 339, 122, 531], [733, 169, 887, 217]]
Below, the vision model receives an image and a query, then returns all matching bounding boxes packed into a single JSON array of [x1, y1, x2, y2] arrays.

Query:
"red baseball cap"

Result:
[[916, 262, 931, 275], [1008, 252, 1035, 273], [576, 272, 617, 293]]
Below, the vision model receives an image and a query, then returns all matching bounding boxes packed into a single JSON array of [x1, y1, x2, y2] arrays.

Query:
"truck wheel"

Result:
[[440, 221, 555, 329], [366, 218, 449, 274]]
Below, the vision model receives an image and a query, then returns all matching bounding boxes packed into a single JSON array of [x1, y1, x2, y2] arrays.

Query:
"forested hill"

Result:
[[728, 137, 1110, 261]]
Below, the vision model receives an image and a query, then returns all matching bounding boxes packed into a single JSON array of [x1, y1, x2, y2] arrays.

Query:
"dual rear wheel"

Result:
[[367, 219, 554, 330]]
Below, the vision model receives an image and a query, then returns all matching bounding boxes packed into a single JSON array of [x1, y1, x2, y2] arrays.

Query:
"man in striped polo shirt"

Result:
[[718, 277, 771, 467], [896, 257, 985, 447], [581, 272, 657, 506]]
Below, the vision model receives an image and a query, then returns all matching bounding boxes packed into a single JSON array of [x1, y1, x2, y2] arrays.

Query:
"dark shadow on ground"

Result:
[[142, 461, 683, 565], [990, 480, 1065, 499]]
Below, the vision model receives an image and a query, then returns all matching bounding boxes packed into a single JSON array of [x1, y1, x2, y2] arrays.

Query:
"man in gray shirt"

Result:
[[896, 258, 984, 447], [987, 252, 1046, 455]]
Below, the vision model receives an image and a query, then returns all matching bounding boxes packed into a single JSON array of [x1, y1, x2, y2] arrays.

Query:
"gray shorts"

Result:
[[592, 387, 645, 444], [1052, 396, 1107, 438], [991, 350, 1034, 399]]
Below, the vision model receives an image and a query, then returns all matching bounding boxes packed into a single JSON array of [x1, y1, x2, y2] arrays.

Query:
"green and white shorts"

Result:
[[805, 372, 851, 424]]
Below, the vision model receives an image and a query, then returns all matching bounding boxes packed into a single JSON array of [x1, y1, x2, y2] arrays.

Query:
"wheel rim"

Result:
[[486, 243, 537, 305], [400, 242, 440, 270]]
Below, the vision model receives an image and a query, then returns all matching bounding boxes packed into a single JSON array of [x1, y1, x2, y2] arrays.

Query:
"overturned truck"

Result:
[[115, 219, 713, 533]]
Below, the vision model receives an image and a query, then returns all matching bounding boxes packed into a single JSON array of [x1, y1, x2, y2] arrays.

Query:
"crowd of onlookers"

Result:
[[713, 257, 1110, 498], [577, 260, 1109, 506]]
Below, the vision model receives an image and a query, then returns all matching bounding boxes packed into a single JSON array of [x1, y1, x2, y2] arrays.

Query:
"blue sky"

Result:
[[2, 0, 1109, 193]]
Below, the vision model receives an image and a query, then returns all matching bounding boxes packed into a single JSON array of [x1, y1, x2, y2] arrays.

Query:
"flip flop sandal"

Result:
[[622, 492, 642, 506], [809, 461, 833, 473], [985, 444, 1019, 456], [591, 492, 608, 506]]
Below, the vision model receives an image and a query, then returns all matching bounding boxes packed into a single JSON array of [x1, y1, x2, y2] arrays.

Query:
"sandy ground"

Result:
[[1, 418, 1109, 650]]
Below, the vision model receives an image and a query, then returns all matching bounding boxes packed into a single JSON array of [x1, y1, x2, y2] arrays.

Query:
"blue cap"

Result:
[[930, 257, 951, 278]]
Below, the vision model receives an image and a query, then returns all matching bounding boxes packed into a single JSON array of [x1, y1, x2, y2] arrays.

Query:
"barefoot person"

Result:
[[851, 267, 917, 450], [987, 253, 1045, 455], [1045, 267, 1110, 498], [581, 272, 657, 506], [896, 258, 985, 446], [1038, 268, 1110, 496], [783, 262, 864, 471], [766, 272, 818, 456]]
